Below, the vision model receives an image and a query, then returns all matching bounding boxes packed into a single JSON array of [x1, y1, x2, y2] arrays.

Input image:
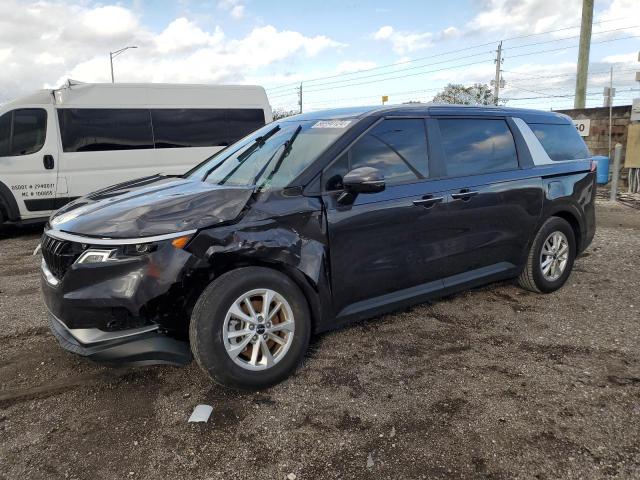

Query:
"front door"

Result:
[[322, 117, 451, 317], [0, 106, 59, 220]]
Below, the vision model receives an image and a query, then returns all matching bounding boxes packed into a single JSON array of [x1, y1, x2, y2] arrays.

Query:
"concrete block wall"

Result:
[[557, 105, 632, 164]]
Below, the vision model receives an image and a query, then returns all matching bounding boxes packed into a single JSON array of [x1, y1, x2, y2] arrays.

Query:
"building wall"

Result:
[[556, 105, 632, 164]]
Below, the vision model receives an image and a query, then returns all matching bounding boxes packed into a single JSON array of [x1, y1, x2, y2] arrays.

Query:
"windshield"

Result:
[[187, 119, 352, 191]]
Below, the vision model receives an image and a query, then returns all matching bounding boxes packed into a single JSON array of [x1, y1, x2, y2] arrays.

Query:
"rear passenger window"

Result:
[[0, 109, 47, 156], [58, 109, 153, 152], [528, 123, 589, 161], [437, 118, 518, 177], [323, 118, 428, 190], [151, 109, 228, 148]]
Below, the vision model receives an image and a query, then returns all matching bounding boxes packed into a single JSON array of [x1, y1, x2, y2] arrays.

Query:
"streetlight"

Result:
[[109, 46, 138, 83]]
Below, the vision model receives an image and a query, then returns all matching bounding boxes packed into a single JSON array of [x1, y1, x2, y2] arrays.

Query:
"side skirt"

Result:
[[328, 262, 519, 330]]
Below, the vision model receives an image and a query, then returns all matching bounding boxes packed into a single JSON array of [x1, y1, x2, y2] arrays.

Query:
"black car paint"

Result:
[[41, 105, 597, 366], [50, 175, 254, 238]]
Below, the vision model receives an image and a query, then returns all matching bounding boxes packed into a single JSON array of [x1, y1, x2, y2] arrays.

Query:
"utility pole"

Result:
[[297, 83, 303, 114], [492, 41, 503, 105], [574, 0, 594, 108]]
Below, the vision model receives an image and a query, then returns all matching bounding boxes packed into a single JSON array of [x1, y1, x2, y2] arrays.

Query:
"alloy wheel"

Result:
[[539, 231, 569, 282], [222, 288, 295, 371]]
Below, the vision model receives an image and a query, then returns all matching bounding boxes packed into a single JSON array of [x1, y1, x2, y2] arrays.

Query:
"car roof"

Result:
[[284, 103, 572, 124]]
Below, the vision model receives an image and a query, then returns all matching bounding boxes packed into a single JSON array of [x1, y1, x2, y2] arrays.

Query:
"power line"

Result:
[[507, 34, 640, 59], [265, 17, 634, 92], [269, 34, 640, 100], [501, 25, 639, 52], [502, 67, 637, 81]]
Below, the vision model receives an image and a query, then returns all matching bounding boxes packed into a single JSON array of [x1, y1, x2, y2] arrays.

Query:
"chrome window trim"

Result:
[[44, 229, 197, 246], [512, 117, 555, 166]]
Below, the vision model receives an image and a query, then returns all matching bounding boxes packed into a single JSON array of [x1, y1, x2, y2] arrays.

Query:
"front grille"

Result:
[[41, 234, 82, 280]]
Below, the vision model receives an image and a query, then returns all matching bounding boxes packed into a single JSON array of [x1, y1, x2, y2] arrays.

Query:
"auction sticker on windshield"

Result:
[[312, 120, 352, 129]]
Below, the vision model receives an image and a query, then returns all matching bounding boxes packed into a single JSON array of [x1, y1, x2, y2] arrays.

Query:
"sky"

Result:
[[0, 0, 638, 111]]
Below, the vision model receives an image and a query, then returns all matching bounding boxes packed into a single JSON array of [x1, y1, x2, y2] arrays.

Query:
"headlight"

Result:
[[73, 234, 192, 265], [76, 249, 117, 264]]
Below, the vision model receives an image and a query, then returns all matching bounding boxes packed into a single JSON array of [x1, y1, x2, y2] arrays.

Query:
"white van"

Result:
[[0, 81, 272, 226]]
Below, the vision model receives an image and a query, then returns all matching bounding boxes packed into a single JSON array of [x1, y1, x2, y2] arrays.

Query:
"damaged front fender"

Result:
[[187, 191, 334, 332]]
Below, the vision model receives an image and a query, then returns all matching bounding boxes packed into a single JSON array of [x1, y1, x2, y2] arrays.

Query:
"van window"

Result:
[[0, 109, 47, 156], [58, 109, 153, 152], [227, 109, 267, 142], [437, 118, 518, 177], [323, 118, 428, 190], [152, 109, 229, 148], [528, 123, 589, 161]]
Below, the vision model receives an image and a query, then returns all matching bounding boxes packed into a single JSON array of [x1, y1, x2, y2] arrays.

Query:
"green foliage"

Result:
[[432, 83, 506, 106]]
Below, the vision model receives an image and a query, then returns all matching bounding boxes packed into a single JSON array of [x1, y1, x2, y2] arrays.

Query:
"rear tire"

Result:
[[518, 217, 576, 293], [190, 267, 311, 390]]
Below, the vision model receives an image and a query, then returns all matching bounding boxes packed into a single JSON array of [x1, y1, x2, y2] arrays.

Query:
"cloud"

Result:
[[0, 1, 345, 103], [439, 26, 461, 40], [597, 0, 640, 35], [218, 0, 246, 20], [602, 52, 639, 63], [154, 18, 224, 54], [336, 60, 377, 74], [373, 26, 433, 54], [231, 5, 245, 19], [466, 0, 581, 35]]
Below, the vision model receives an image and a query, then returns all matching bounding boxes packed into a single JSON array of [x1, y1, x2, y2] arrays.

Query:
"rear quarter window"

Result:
[[527, 123, 589, 161]]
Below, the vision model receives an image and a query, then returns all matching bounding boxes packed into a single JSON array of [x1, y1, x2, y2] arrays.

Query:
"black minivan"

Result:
[[41, 105, 596, 389]]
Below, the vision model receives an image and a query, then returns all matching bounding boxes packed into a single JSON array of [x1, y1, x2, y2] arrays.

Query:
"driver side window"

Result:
[[0, 108, 48, 157], [323, 118, 428, 191]]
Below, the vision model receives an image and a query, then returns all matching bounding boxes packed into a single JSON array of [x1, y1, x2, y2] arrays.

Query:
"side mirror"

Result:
[[343, 167, 385, 194], [338, 167, 385, 204]]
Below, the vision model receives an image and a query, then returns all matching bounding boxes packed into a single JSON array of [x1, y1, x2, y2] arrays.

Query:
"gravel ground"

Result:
[[1, 202, 639, 480]]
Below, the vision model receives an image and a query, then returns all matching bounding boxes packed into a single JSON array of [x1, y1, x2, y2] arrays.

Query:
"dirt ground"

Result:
[[1, 202, 639, 480]]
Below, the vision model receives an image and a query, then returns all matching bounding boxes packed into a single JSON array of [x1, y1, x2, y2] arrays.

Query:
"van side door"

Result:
[[0, 106, 59, 221], [430, 116, 543, 285], [322, 117, 451, 319]]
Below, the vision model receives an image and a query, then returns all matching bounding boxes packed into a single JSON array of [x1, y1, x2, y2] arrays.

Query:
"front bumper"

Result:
[[48, 311, 192, 366]]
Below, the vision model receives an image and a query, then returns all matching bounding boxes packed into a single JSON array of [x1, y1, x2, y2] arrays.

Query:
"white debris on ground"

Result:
[[188, 404, 213, 423]]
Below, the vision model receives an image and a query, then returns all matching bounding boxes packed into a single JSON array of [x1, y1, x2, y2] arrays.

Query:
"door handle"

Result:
[[451, 190, 478, 201], [413, 196, 444, 208], [43, 154, 55, 170]]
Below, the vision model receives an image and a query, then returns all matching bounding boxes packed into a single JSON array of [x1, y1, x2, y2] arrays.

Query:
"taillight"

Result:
[[590, 160, 597, 172]]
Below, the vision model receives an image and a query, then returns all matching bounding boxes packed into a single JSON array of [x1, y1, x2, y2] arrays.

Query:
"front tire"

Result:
[[518, 217, 576, 293], [190, 267, 311, 390]]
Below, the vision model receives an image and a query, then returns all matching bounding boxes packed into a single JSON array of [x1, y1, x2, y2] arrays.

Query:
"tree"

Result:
[[272, 108, 299, 120], [432, 83, 506, 106]]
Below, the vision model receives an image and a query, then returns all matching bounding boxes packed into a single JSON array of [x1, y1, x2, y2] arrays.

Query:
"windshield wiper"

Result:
[[255, 124, 302, 190], [203, 125, 281, 182]]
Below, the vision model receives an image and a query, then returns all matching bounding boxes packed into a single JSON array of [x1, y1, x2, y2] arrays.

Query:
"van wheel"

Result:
[[190, 267, 311, 390], [518, 217, 576, 293]]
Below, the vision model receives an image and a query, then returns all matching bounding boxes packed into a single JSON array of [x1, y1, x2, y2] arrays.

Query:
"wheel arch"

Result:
[[551, 209, 582, 252], [0, 180, 20, 222], [191, 256, 331, 335]]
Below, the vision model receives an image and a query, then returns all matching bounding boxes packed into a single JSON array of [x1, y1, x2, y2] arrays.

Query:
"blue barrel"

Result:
[[593, 156, 610, 185]]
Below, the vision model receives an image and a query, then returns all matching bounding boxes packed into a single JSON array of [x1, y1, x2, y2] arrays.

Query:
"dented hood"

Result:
[[49, 175, 253, 238]]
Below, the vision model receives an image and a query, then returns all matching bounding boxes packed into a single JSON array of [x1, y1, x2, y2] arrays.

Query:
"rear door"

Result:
[[430, 116, 543, 284], [0, 106, 60, 220], [322, 117, 451, 317]]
